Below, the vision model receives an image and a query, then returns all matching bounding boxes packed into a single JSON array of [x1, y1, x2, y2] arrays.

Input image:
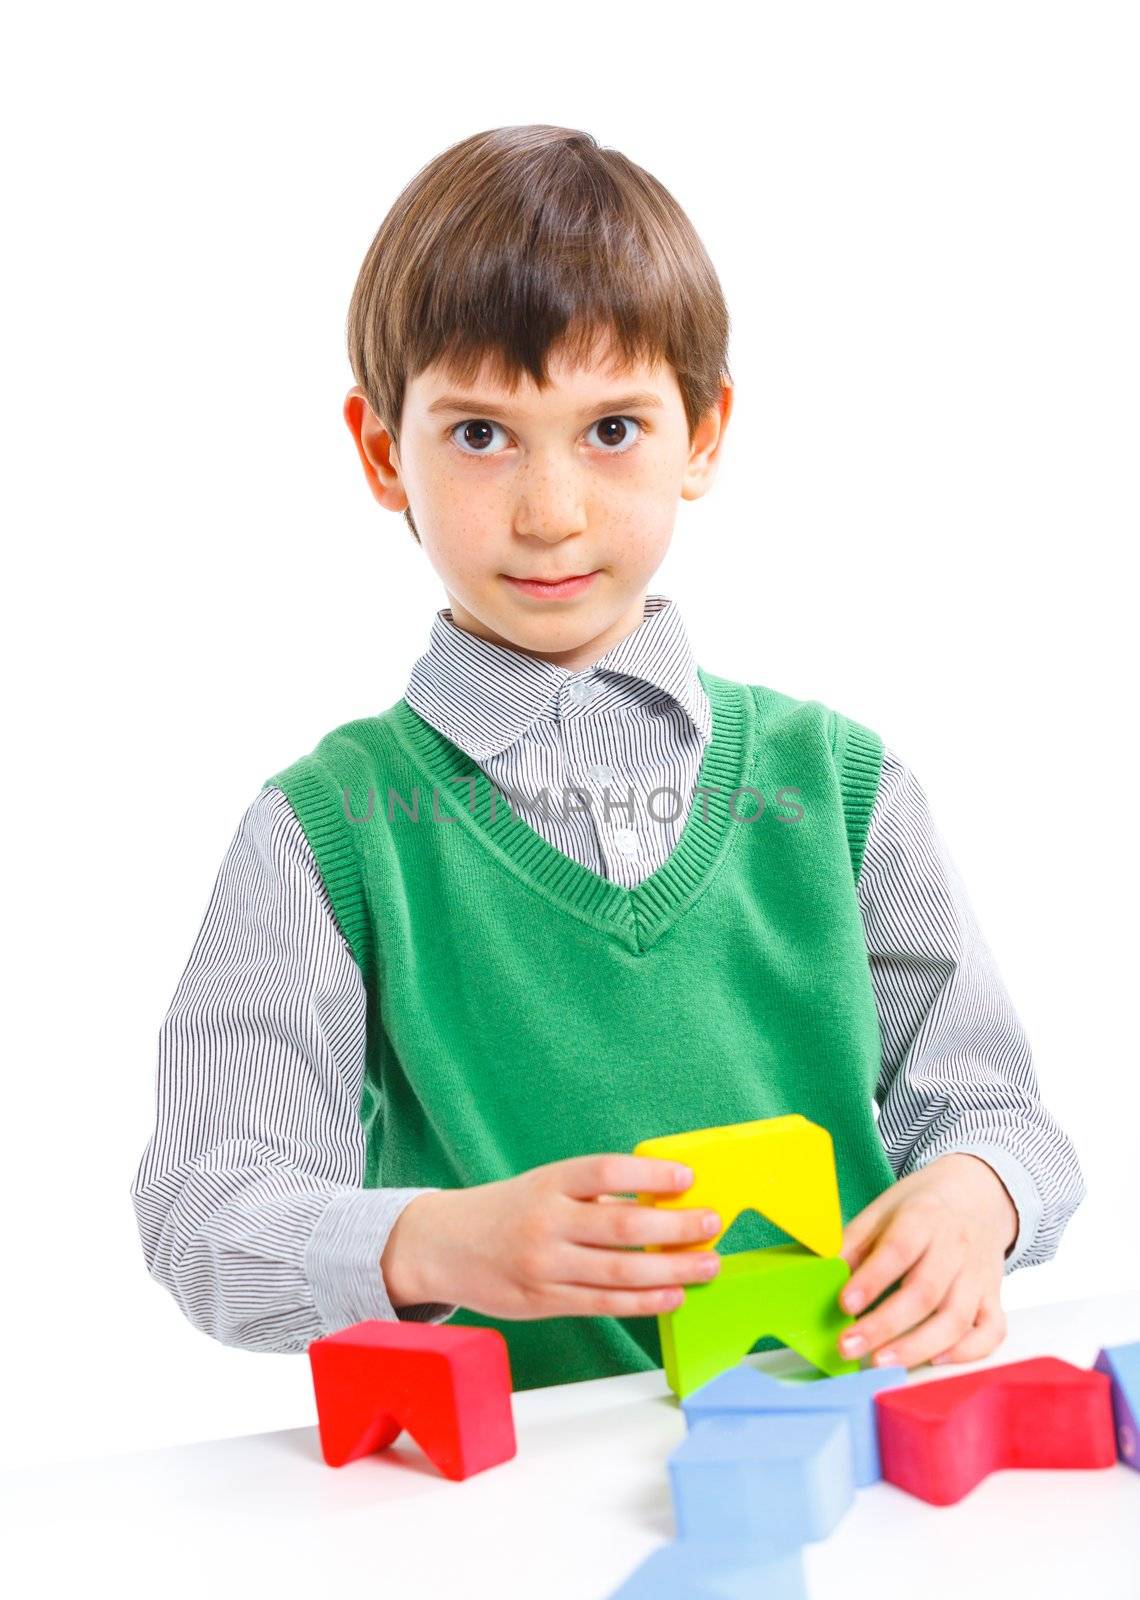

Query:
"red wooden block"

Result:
[[308, 1320, 517, 1481], [873, 1355, 1117, 1506]]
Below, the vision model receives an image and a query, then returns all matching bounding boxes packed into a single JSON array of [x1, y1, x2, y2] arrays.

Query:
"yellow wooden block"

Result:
[[633, 1115, 843, 1258]]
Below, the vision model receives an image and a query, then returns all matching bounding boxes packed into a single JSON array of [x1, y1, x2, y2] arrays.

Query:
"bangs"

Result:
[[348, 125, 729, 445]]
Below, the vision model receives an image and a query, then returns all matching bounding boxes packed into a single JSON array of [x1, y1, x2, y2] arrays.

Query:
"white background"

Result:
[[2, 2, 1136, 1468]]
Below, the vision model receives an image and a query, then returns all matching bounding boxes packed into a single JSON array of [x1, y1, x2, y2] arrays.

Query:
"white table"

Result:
[[4, 1291, 1139, 1599]]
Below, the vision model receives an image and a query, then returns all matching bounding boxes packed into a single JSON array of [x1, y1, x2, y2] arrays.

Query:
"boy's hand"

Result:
[[836, 1152, 1018, 1371], [381, 1154, 723, 1319]]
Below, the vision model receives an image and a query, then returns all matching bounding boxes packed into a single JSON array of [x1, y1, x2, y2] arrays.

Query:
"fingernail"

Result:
[[876, 1350, 897, 1367], [843, 1288, 865, 1313], [840, 1334, 866, 1355], [674, 1165, 694, 1186], [702, 1213, 721, 1234]]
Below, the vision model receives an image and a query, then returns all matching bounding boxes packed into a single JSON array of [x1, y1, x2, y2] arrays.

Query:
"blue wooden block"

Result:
[[606, 1538, 807, 1599], [1093, 1340, 1140, 1472], [681, 1358, 907, 1485], [668, 1411, 854, 1544]]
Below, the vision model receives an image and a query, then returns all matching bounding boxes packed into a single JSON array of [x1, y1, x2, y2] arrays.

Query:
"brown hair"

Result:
[[345, 124, 731, 543]]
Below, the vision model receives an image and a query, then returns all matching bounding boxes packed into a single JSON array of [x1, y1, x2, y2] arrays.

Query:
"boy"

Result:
[[130, 124, 1086, 1393]]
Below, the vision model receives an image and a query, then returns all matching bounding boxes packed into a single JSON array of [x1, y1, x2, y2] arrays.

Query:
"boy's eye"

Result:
[[450, 419, 509, 455], [448, 416, 644, 457], [586, 415, 643, 453]]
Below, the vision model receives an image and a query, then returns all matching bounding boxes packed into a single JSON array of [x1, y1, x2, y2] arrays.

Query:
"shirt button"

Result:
[[569, 675, 598, 704], [613, 828, 640, 856], [589, 762, 615, 785]]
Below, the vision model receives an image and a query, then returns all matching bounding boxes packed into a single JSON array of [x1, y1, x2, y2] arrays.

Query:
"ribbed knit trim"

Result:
[[262, 748, 376, 981], [386, 666, 755, 955], [831, 711, 884, 887]]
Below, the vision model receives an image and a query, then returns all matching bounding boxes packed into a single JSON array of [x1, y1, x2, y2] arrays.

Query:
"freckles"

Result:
[[630, 509, 674, 556], [423, 461, 460, 503], [603, 485, 664, 536], [605, 516, 651, 560], [622, 476, 678, 531]]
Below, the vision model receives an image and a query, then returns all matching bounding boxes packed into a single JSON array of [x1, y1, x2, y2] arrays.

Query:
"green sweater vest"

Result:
[[263, 668, 898, 1392]]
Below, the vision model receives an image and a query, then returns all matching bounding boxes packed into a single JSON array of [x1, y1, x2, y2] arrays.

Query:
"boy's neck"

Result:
[[445, 591, 651, 674]]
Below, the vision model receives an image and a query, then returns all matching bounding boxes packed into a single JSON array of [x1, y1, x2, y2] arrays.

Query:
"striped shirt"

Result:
[[130, 594, 1087, 1352]]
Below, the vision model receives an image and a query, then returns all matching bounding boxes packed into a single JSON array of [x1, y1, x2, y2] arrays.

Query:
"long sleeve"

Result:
[[129, 784, 459, 1352], [858, 746, 1087, 1273]]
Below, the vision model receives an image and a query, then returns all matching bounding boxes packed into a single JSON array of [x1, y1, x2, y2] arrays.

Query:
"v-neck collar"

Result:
[[386, 668, 754, 954]]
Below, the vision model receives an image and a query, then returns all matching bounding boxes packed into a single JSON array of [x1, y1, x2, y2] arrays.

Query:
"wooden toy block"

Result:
[[1093, 1340, 1140, 1471], [606, 1538, 807, 1599], [307, 1320, 516, 1480], [668, 1411, 855, 1545], [873, 1355, 1117, 1505], [634, 1115, 843, 1258], [659, 1242, 859, 1398], [682, 1358, 908, 1485]]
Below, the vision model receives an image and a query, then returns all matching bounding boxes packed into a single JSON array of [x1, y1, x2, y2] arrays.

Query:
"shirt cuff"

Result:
[[929, 1142, 1045, 1273], [304, 1186, 460, 1331]]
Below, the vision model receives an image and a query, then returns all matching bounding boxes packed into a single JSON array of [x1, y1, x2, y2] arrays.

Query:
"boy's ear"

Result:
[[680, 378, 734, 503], [343, 385, 410, 512]]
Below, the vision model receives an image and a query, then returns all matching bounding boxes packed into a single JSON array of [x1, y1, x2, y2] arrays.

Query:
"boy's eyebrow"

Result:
[[425, 391, 665, 419]]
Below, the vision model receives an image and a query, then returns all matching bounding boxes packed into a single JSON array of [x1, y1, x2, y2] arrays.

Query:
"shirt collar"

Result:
[[404, 592, 711, 761]]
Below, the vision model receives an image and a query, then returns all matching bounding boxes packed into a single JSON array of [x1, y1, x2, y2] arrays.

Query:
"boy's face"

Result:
[[345, 333, 732, 672]]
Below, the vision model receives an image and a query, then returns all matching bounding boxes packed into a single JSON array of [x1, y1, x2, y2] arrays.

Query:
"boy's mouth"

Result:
[[502, 571, 600, 600]]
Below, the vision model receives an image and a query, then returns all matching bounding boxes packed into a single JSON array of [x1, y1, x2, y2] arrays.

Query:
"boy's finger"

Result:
[[558, 1241, 720, 1297], [930, 1291, 1008, 1366], [839, 1214, 881, 1272], [838, 1244, 957, 1360], [858, 1275, 979, 1371], [839, 1192, 894, 1270], [558, 1154, 694, 1200], [572, 1194, 721, 1250], [837, 1214, 930, 1317]]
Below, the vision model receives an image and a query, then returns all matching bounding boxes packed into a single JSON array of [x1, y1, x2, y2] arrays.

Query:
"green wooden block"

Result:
[[659, 1243, 859, 1398]]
